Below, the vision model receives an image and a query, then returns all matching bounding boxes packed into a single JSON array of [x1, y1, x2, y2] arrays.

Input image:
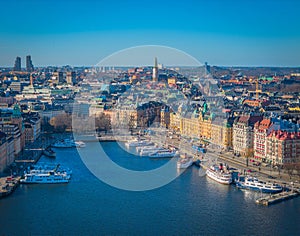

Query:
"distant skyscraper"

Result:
[[204, 62, 211, 75], [66, 71, 76, 85], [26, 55, 34, 72], [52, 71, 64, 84], [13, 57, 21, 71], [152, 57, 158, 82]]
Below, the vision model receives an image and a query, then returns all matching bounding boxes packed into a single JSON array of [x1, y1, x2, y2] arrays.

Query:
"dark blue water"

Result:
[[0, 142, 299, 235]]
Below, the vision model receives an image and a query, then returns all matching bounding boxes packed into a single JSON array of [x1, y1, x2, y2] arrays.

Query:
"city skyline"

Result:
[[1, 0, 300, 67]]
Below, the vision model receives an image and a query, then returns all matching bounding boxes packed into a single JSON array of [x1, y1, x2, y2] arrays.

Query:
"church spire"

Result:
[[152, 57, 158, 82]]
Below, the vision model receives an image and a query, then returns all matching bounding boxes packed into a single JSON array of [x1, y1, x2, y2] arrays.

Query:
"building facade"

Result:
[[253, 118, 272, 162], [266, 131, 300, 165], [233, 115, 263, 157]]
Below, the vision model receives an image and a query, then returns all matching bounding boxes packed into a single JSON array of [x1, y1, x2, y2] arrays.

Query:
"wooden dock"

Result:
[[0, 176, 21, 199], [256, 191, 299, 206]]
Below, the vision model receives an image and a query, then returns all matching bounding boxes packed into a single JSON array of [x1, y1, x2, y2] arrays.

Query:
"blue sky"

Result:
[[0, 0, 300, 67]]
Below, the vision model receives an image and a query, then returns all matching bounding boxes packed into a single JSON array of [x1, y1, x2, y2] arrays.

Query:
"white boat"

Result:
[[75, 141, 86, 148], [52, 139, 75, 148], [136, 144, 155, 152], [235, 176, 282, 193], [52, 139, 86, 148], [177, 156, 193, 169], [31, 163, 72, 175], [20, 170, 71, 184], [125, 140, 153, 148], [206, 163, 232, 184], [149, 150, 178, 158], [140, 147, 166, 156]]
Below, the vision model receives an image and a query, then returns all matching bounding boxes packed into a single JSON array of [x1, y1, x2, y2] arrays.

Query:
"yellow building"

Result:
[[180, 116, 200, 138], [170, 112, 181, 131], [211, 117, 233, 150], [199, 115, 212, 141]]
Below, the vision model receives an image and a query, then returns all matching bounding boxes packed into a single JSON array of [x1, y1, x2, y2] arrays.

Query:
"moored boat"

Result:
[[52, 139, 75, 148], [20, 170, 71, 184], [177, 156, 193, 169], [149, 150, 178, 158], [140, 147, 166, 156], [206, 163, 232, 184], [125, 140, 153, 148], [235, 176, 283, 193]]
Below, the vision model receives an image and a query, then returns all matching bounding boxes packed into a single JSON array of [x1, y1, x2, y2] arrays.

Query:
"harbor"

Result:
[[1, 131, 300, 206], [1, 141, 300, 235]]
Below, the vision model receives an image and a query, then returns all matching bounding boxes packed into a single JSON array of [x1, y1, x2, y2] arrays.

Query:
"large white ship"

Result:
[[206, 163, 232, 185], [20, 170, 71, 184]]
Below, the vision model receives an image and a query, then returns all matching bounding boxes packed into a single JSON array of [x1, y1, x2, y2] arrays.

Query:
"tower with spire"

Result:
[[152, 57, 158, 82]]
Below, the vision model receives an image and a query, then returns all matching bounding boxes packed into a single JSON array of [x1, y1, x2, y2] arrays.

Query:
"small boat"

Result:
[[75, 141, 86, 148], [52, 139, 75, 148], [235, 176, 283, 193], [51, 139, 86, 148], [177, 155, 193, 169], [43, 147, 56, 158], [149, 150, 178, 158], [206, 163, 232, 184]]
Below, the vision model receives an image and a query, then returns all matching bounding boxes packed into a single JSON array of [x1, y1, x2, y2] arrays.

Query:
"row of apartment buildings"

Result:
[[112, 99, 300, 166], [0, 104, 41, 172]]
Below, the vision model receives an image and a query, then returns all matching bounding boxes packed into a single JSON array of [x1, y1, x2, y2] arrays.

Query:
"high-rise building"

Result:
[[205, 62, 210, 75], [66, 71, 76, 85], [52, 71, 64, 84], [13, 57, 21, 71], [152, 57, 158, 82], [26, 55, 34, 72]]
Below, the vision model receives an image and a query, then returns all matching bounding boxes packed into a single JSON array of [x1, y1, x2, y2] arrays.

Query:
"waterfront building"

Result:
[[233, 114, 263, 158], [199, 114, 212, 141], [253, 118, 272, 162], [180, 115, 200, 139], [13, 56, 21, 71], [266, 130, 300, 165], [211, 117, 234, 150], [23, 113, 41, 143], [0, 124, 21, 157], [0, 131, 7, 172], [0, 105, 25, 156], [26, 55, 34, 72], [170, 112, 181, 131]]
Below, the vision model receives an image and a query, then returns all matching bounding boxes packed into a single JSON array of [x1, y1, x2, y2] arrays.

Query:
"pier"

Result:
[[0, 176, 21, 199], [255, 191, 300, 206]]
